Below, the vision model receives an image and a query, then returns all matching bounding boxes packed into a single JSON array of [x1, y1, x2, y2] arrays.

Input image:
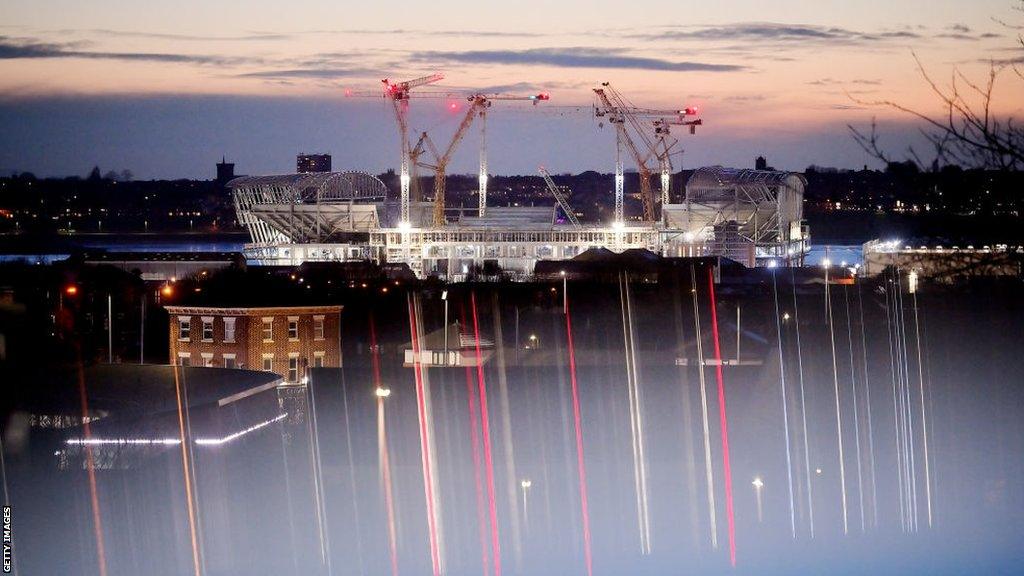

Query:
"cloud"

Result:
[[83, 29, 291, 42], [628, 22, 923, 45], [310, 28, 546, 38], [410, 47, 746, 72], [236, 67, 376, 79], [0, 35, 255, 65], [807, 78, 882, 86]]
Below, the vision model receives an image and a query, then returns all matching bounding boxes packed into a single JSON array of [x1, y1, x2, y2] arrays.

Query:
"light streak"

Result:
[[66, 414, 289, 448], [706, 266, 737, 567], [564, 287, 594, 576], [789, 266, 815, 539], [172, 365, 202, 576], [824, 261, 850, 535], [77, 361, 109, 576], [370, 315, 400, 576], [462, 302, 491, 576], [911, 288, 934, 528], [690, 264, 718, 549], [771, 268, 797, 539], [194, 414, 288, 445], [884, 274, 908, 531], [619, 272, 652, 554], [471, 292, 503, 576], [856, 281, 880, 528], [304, 373, 333, 572], [843, 285, 866, 533], [896, 269, 920, 531], [466, 362, 491, 576], [407, 294, 442, 576]]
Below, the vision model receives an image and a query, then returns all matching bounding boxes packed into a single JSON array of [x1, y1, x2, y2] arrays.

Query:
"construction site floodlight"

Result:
[[375, 387, 392, 398]]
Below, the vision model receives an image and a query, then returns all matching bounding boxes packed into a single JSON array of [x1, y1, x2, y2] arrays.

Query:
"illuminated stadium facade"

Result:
[[230, 167, 809, 279]]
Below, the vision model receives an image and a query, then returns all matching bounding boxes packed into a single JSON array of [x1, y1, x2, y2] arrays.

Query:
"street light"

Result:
[[560, 270, 567, 314], [441, 290, 449, 366], [752, 477, 765, 523], [527, 334, 537, 349], [520, 479, 533, 527]]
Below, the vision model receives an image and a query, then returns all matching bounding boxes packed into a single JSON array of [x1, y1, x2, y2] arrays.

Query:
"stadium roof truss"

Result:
[[230, 172, 389, 244], [670, 166, 806, 263]]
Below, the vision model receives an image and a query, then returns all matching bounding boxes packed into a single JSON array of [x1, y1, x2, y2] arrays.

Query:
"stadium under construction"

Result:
[[230, 76, 810, 279], [230, 166, 809, 279]]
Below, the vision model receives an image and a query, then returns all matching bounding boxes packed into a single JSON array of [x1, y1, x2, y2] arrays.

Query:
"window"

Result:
[[178, 317, 191, 340], [313, 352, 325, 368], [224, 317, 236, 343], [178, 353, 191, 367], [201, 317, 213, 342], [201, 353, 213, 367], [314, 316, 325, 340], [223, 354, 236, 369], [262, 318, 273, 341], [288, 356, 300, 382], [288, 317, 299, 340], [262, 355, 273, 372]]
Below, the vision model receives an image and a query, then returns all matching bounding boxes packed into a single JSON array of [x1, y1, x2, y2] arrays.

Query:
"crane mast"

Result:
[[595, 83, 701, 223], [594, 85, 654, 223], [539, 167, 581, 228], [377, 73, 444, 225]]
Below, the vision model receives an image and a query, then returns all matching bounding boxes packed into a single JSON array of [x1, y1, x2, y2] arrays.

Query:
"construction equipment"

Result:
[[346, 73, 445, 225], [347, 76, 547, 226], [416, 93, 549, 226], [539, 167, 581, 228], [652, 114, 702, 207], [593, 83, 700, 223]]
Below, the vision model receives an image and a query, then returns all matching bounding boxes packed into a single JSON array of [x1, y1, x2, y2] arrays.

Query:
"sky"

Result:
[[1, 0, 1022, 178]]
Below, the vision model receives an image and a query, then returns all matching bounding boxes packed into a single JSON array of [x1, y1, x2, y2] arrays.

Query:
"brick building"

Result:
[[165, 305, 342, 383]]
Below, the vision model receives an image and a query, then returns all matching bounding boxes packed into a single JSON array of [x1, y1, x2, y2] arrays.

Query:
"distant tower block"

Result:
[[216, 156, 235, 186], [297, 153, 332, 173], [755, 155, 768, 171]]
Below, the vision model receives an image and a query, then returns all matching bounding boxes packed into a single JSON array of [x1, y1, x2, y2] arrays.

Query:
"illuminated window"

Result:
[[178, 317, 190, 340], [262, 318, 273, 341], [314, 316, 325, 340], [224, 317, 236, 343]]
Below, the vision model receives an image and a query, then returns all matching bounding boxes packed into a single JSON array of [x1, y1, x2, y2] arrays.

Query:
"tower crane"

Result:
[[593, 82, 700, 223], [346, 73, 445, 225], [347, 76, 547, 226], [539, 167, 581, 228], [651, 114, 702, 206], [414, 92, 549, 226]]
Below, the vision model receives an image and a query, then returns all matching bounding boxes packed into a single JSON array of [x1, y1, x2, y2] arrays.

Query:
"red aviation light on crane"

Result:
[[530, 93, 550, 103], [684, 106, 698, 116]]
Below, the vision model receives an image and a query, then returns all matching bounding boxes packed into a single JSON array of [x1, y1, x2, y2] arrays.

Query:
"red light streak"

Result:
[[407, 298, 442, 576], [172, 365, 202, 576], [460, 303, 491, 576], [565, 293, 593, 576], [707, 267, 737, 567], [76, 362, 108, 576], [471, 292, 502, 576]]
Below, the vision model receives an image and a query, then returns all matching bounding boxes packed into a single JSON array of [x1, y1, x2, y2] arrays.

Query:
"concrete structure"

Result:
[[402, 321, 495, 367], [165, 305, 343, 383], [231, 167, 809, 279], [862, 239, 1023, 281], [297, 153, 332, 173]]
